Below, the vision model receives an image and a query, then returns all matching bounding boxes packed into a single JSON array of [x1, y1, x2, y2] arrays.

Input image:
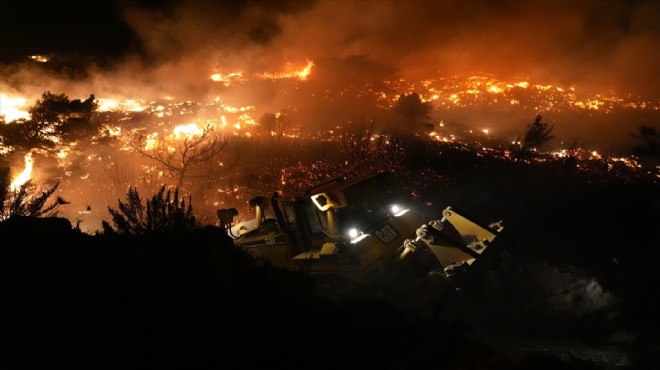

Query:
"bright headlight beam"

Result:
[[347, 228, 369, 244], [390, 204, 410, 217], [394, 209, 410, 216], [350, 233, 369, 244]]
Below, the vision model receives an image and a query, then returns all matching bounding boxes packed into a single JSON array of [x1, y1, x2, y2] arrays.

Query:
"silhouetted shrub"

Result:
[[101, 185, 200, 235]]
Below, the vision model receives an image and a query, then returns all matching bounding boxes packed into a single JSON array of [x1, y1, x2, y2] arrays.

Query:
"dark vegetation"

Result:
[[1, 92, 659, 369], [0, 170, 66, 221], [101, 185, 199, 236]]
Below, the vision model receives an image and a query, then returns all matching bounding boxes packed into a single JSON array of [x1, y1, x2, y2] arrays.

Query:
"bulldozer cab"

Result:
[[218, 172, 426, 285], [271, 194, 335, 255]]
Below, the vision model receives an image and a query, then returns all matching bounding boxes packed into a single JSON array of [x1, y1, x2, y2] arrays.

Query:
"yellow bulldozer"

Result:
[[217, 171, 522, 293]]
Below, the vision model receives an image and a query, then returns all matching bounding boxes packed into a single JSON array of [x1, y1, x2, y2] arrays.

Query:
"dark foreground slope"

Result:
[[0, 219, 454, 370], [1, 158, 659, 370]]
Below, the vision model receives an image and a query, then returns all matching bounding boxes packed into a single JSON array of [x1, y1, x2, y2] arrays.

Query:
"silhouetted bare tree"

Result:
[[513, 115, 554, 161], [339, 122, 374, 168], [132, 124, 228, 189]]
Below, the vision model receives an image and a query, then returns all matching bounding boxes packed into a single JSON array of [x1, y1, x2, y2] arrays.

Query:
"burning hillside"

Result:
[[0, 66, 657, 233], [1, 0, 659, 233]]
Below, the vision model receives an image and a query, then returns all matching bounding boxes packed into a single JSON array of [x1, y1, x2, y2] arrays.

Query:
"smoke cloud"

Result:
[[1, 0, 658, 145], [115, 0, 660, 97]]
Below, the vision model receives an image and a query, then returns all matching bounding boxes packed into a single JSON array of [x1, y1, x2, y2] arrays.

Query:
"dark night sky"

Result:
[[0, 0, 315, 63], [0, 1, 138, 63], [1, 0, 658, 98]]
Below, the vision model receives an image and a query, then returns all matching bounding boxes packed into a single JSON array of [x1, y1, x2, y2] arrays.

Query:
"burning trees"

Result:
[[0, 92, 99, 154], [0, 167, 67, 221]]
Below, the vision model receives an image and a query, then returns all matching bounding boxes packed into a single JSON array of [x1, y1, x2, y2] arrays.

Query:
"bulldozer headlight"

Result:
[[390, 204, 410, 217], [347, 228, 369, 244]]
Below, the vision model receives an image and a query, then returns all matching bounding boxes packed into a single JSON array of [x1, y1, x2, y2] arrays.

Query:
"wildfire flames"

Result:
[[10, 151, 33, 191], [378, 75, 657, 113], [255, 60, 315, 81], [210, 60, 314, 85], [0, 94, 30, 122], [0, 59, 657, 232], [3, 65, 657, 132]]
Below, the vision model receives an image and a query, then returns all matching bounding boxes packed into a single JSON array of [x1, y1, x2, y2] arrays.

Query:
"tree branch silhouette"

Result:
[[131, 125, 228, 189]]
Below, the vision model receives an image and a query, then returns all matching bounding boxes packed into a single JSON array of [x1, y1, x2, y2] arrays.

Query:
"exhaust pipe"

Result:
[[249, 196, 271, 231]]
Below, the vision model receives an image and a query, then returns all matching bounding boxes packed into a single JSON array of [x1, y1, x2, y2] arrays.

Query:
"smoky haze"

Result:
[[118, 0, 660, 97], [1, 0, 658, 149], [122, 0, 660, 151]]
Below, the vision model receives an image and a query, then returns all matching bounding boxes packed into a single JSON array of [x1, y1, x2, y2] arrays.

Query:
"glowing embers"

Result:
[[375, 74, 654, 113]]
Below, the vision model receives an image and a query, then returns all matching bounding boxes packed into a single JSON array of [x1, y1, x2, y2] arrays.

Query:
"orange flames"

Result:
[[210, 60, 315, 87], [377, 75, 646, 113], [1, 93, 30, 122], [10, 151, 34, 191], [255, 60, 314, 81], [169, 123, 205, 140], [210, 72, 245, 86]]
